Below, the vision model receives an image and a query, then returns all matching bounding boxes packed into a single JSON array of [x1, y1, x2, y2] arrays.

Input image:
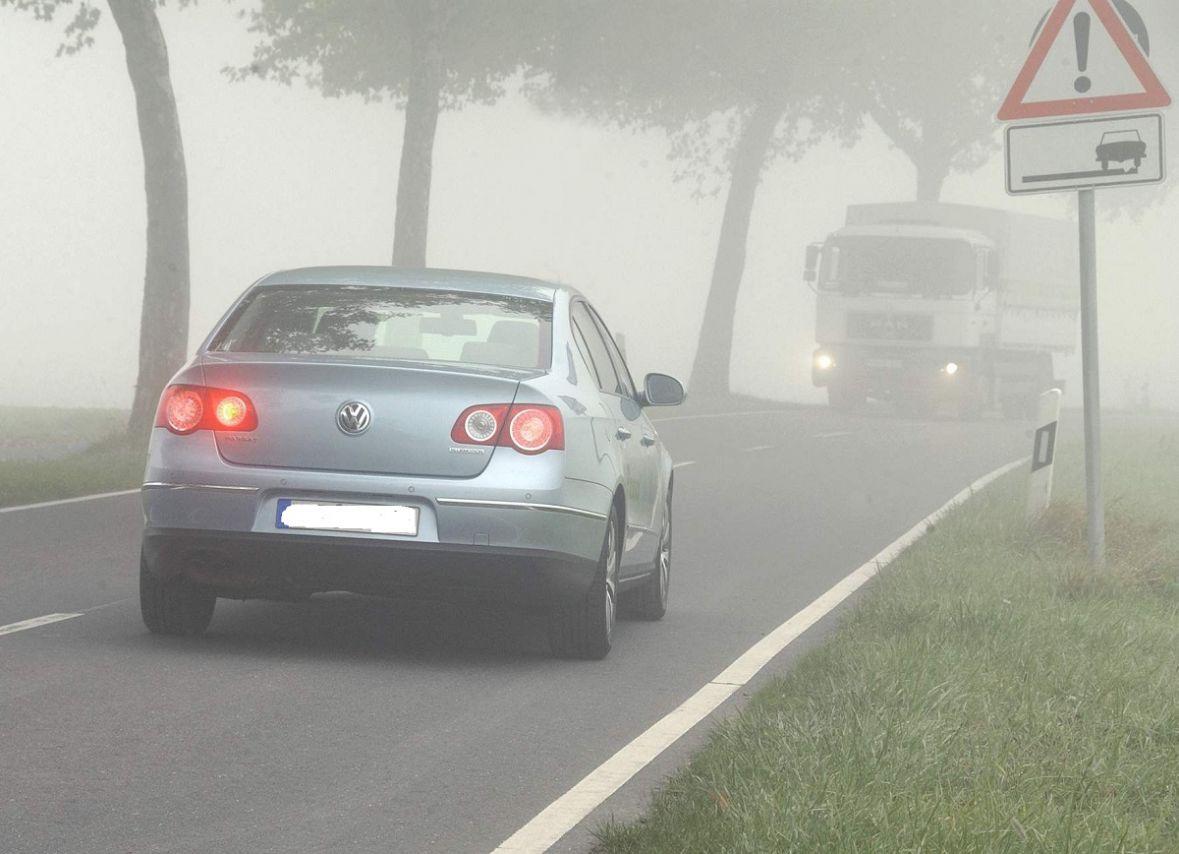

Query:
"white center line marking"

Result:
[[742, 445, 775, 453], [672, 461, 697, 470], [814, 431, 855, 439], [0, 613, 84, 637], [490, 456, 1029, 854], [0, 488, 139, 515]]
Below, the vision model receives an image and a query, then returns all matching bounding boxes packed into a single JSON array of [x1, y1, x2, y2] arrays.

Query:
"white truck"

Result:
[[804, 202, 1078, 418]]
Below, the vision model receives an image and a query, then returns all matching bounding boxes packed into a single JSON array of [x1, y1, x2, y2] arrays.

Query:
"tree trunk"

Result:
[[915, 154, 950, 202], [108, 0, 190, 439], [392, 14, 443, 267], [688, 102, 781, 397]]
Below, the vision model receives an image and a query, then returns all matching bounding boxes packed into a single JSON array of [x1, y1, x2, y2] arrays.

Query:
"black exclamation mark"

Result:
[[1074, 12, 1092, 93]]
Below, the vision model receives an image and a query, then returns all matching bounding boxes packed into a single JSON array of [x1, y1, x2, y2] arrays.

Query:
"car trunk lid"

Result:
[[201, 356, 523, 478]]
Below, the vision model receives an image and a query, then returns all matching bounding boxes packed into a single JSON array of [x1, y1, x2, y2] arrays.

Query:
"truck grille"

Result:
[[847, 313, 932, 341]]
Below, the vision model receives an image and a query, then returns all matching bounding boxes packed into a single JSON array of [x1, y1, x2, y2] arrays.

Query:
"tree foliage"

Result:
[[233, 0, 566, 266], [538, 1, 867, 394], [854, 0, 1029, 201]]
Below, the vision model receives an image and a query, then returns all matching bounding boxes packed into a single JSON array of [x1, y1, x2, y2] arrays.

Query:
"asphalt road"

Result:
[[0, 404, 1028, 854]]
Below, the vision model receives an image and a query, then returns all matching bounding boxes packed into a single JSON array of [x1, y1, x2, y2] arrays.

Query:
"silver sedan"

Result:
[[140, 267, 684, 659]]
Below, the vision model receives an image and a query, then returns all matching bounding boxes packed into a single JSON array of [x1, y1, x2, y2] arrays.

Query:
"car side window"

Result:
[[571, 301, 621, 395], [569, 315, 600, 388], [587, 306, 637, 399]]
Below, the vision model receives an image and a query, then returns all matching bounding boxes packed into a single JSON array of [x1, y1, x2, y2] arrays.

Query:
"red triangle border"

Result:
[[998, 0, 1171, 121]]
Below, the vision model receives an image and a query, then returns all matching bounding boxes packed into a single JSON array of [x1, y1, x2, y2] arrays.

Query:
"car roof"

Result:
[[255, 266, 578, 302]]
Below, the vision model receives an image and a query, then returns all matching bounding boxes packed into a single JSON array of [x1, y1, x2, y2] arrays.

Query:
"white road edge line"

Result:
[[742, 444, 775, 453], [671, 461, 697, 470], [814, 431, 855, 439], [0, 613, 85, 637], [491, 455, 1029, 854], [0, 488, 140, 515]]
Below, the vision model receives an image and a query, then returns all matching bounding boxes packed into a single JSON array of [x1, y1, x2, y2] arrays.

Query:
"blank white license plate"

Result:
[[276, 500, 419, 536]]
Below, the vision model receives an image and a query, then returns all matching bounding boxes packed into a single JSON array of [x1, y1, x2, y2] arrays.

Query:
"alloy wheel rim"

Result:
[[658, 511, 671, 605], [605, 518, 618, 639]]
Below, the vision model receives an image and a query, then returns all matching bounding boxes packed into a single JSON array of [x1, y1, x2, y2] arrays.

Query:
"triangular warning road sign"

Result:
[[998, 0, 1171, 121]]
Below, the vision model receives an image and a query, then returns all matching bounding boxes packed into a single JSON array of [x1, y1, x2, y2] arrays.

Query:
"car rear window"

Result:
[[209, 286, 553, 370]]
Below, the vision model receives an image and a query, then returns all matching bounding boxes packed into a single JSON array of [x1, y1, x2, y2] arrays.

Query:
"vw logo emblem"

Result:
[[336, 401, 372, 436]]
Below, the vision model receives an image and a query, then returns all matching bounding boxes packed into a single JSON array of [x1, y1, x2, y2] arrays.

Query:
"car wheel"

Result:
[[549, 506, 620, 660], [623, 484, 671, 621], [140, 551, 217, 636], [1100, 159, 1109, 171]]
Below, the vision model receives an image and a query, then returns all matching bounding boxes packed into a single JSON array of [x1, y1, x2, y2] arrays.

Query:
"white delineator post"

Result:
[[1027, 388, 1064, 521]]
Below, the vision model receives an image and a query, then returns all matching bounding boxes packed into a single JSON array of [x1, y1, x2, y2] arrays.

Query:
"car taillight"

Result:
[[509, 407, 557, 454], [451, 404, 564, 454], [451, 404, 510, 445], [155, 385, 258, 434], [163, 386, 204, 434]]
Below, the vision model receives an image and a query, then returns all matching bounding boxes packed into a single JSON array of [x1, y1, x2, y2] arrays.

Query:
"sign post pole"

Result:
[[1077, 188, 1105, 568]]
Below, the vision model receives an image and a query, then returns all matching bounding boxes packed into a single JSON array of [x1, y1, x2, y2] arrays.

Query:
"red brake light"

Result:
[[509, 408, 556, 454], [163, 387, 204, 434], [155, 385, 258, 434], [451, 404, 563, 454], [214, 394, 250, 428]]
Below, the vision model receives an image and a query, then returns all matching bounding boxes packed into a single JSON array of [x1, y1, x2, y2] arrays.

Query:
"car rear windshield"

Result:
[[209, 285, 553, 371]]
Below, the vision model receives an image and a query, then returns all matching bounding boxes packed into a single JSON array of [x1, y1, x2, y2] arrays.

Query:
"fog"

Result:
[[1, 1, 1177, 412]]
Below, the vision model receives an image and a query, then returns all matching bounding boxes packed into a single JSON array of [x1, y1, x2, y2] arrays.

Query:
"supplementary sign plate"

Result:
[[1005, 112, 1165, 194]]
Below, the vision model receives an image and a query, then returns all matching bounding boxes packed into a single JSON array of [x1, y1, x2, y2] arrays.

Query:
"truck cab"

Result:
[[804, 203, 1077, 418]]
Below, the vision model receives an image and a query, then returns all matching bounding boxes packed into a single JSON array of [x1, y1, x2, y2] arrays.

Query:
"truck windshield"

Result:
[[821, 237, 977, 297]]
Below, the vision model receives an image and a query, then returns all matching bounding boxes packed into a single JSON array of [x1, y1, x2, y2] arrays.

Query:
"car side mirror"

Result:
[[803, 243, 822, 284], [641, 373, 685, 407]]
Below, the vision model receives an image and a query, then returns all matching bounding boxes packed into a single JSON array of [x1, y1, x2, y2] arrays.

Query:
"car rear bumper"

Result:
[[142, 527, 599, 608]]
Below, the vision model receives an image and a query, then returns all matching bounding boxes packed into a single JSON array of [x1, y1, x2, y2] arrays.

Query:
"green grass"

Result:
[[598, 417, 1179, 853], [0, 407, 143, 507]]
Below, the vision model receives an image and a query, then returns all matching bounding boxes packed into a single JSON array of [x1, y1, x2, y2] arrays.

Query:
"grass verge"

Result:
[[0, 407, 143, 508], [597, 416, 1179, 853]]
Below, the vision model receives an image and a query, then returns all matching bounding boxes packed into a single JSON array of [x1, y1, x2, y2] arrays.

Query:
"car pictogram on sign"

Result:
[[1097, 130, 1147, 171]]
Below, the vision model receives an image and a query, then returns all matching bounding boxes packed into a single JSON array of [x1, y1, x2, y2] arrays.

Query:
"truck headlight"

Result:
[[815, 353, 835, 371], [943, 361, 960, 376]]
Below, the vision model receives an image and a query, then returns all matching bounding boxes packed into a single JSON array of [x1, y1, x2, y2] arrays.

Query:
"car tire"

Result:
[[140, 551, 217, 637], [548, 506, 620, 660], [623, 484, 671, 621]]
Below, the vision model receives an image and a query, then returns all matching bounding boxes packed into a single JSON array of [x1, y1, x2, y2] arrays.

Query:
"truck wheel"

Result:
[[140, 551, 216, 636], [828, 382, 866, 412], [958, 377, 986, 421], [1101, 160, 1110, 171], [549, 507, 620, 660]]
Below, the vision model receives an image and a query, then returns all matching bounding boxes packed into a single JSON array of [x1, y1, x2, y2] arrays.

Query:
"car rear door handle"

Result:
[[616, 427, 633, 441], [640, 433, 656, 446]]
